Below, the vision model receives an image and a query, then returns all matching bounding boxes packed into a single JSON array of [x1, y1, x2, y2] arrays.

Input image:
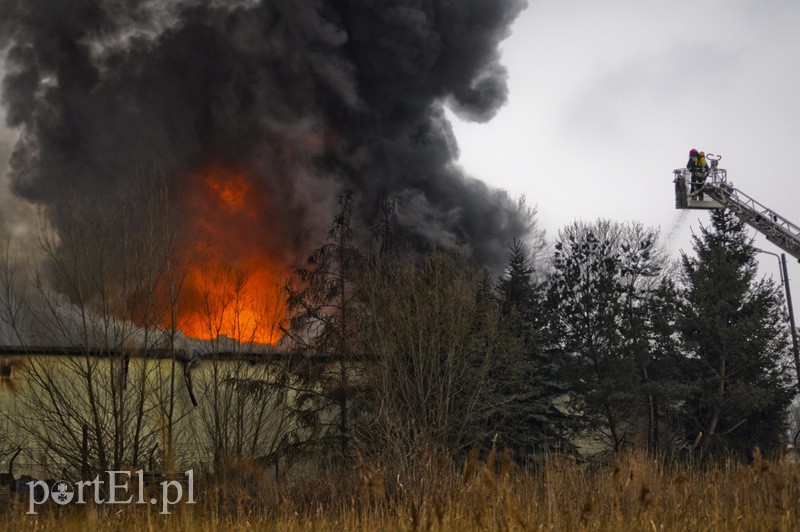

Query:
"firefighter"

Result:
[[686, 149, 707, 200], [698, 151, 710, 197]]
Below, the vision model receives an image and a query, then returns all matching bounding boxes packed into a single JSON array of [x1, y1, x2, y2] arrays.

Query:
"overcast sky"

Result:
[[449, 0, 800, 306], [2, 0, 800, 307]]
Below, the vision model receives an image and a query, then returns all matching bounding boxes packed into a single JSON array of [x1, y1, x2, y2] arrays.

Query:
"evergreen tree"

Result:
[[496, 240, 572, 457], [371, 194, 402, 256], [498, 240, 542, 338], [679, 209, 794, 458], [284, 191, 363, 459], [638, 277, 692, 455]]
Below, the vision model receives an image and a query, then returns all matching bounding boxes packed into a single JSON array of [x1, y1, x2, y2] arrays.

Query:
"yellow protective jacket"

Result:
[[687, 153, 708, 180]]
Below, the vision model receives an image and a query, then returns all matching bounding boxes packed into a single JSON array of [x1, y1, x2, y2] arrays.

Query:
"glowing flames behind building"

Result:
[[179, 166, 286, 344]]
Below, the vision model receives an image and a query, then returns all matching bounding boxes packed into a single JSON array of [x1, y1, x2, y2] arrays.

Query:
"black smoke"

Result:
[[0, 0, 530, 271]]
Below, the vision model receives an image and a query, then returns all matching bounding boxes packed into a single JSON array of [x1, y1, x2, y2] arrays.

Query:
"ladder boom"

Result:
[[674, 166, 800, 261]]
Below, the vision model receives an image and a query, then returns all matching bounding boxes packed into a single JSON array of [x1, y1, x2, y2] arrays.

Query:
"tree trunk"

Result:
[[701, 354, 726, 458]]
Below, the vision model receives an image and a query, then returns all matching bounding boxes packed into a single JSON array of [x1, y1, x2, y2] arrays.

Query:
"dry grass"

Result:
[[2, 448, 800, 531]]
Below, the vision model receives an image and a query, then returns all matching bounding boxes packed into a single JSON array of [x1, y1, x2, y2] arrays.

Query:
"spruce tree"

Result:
[[679, 209, 794, 458], [496, 240, 571, 456]]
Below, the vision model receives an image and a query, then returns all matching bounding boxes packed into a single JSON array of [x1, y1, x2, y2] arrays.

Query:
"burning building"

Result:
[[0, 0, 530, 344]]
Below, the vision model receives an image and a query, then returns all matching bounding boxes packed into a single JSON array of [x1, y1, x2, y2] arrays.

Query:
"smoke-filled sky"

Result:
[[0, 0, 529, 276], [450, 0, 800, 305], [2, 0, 800, 296]]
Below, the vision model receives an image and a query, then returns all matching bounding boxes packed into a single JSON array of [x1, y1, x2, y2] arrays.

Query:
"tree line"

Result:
[[0, 189, 795, 478], [278, 193, 795, 466]]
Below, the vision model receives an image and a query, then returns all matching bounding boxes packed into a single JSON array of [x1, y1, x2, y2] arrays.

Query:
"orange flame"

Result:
[[179, 165, 286, 345]]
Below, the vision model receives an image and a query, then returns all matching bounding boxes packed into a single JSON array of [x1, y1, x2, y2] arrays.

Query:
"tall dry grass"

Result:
[[2, 448, 799, 531]]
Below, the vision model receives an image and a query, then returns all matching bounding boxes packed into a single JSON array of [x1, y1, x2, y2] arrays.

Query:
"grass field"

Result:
[[2, 449, 799, 531]]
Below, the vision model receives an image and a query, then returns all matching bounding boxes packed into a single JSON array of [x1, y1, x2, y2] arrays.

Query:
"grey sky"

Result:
[[450, 0, 800, 301]]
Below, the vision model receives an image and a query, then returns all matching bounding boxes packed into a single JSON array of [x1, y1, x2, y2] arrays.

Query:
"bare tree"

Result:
[[185, 261, 300, 472], [0, 175, 192, 476], [355, 249, 517, 462]]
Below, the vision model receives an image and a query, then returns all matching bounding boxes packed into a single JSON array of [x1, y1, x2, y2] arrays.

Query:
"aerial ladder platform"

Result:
[[674, 154, 800, 261]]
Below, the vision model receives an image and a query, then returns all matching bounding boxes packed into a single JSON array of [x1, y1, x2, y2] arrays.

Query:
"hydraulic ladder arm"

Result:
[[674, 155, 800, 261]]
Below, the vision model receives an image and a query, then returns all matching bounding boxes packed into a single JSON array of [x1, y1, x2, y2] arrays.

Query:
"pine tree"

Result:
[[679, 209, 794, 458]]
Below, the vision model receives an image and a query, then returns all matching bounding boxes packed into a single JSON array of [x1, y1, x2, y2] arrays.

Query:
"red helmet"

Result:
[[690, 149, 698, 155]]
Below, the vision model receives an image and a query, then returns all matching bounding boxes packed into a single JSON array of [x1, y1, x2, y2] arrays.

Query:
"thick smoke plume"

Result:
[[0, 0, 529, 273]]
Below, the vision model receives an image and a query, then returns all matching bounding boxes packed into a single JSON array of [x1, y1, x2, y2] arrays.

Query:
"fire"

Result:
[[179, 165, 286, 345]]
